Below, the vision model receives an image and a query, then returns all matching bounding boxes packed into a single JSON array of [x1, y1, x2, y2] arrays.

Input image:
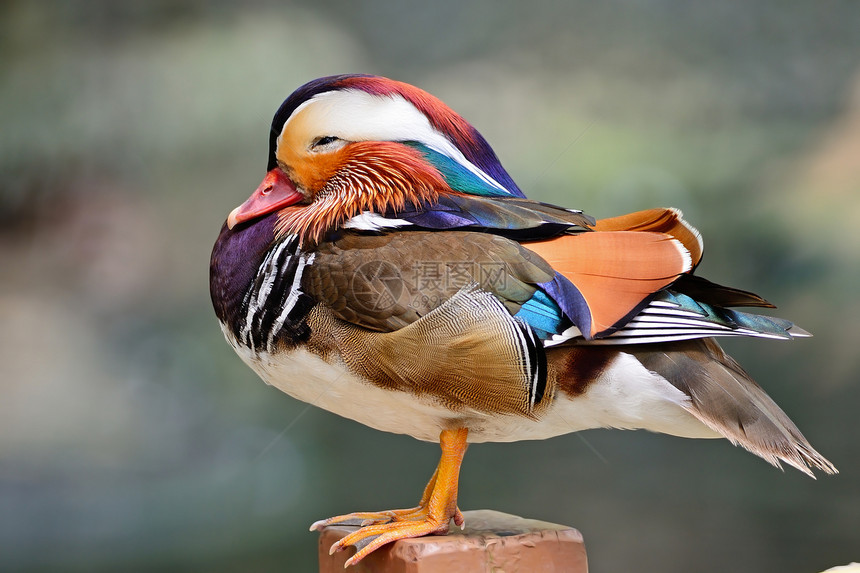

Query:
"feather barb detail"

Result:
[[276, 142, 450, 244]]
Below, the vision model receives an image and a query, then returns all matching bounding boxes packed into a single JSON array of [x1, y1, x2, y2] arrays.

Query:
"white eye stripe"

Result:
[[280, 89, 508, 193]]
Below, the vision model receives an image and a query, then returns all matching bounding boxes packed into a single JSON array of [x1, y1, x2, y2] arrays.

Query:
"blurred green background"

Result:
[[2, 1, 858, 571]]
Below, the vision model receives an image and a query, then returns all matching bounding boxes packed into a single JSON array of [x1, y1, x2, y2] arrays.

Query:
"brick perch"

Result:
[[318, 510, 588, 572]]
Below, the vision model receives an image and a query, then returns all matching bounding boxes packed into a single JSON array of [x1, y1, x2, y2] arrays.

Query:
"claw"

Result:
[[310, 511, 399, 531], [313, 428, 469, 567], [341, 517, 450, 567], [453, 507, 465, 527]]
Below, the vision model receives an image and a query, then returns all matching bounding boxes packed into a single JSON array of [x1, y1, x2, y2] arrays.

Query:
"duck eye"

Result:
[[312, 136, 338, 148]]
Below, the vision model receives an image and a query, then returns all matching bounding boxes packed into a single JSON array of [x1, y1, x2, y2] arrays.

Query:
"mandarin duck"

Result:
[[210, 74, 836, 566]]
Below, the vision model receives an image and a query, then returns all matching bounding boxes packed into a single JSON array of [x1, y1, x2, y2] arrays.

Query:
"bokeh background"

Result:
[[2, 1, 858, 571]]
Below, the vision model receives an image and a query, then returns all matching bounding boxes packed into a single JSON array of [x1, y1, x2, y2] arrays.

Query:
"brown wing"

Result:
[[303, 231, 555, 332]]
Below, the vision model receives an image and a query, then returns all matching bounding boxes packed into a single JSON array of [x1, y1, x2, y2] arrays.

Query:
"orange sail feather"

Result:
[[593, 208, 704, 268], [526, 231, 692, 337]]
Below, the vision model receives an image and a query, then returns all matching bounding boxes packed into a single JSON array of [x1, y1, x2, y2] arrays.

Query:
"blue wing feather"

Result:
[[511, 281, 808, 346], [513, 289, 567, 340]]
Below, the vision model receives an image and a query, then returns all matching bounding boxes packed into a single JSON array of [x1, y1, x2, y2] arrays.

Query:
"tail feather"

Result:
[[671, 274, 776, 309], [631, 338, 837, 477]]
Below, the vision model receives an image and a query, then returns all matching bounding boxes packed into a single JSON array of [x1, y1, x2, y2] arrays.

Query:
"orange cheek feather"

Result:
[[291, 150, 347, 195], [275, 142, 450, 244]]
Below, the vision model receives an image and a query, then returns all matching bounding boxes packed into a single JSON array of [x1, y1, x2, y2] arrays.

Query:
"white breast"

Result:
[[221, 325, 717, 443], [225, 326, 455, 441]]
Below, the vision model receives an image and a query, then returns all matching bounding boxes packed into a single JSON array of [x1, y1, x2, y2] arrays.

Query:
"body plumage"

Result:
[[210, 74, 835, 566]]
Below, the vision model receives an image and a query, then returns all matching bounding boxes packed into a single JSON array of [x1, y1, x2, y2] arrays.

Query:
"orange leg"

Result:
[[310, 428, 469, 567]]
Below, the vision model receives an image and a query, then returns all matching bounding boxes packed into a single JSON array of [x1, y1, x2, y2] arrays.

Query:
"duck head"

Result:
[[226, 74, 523, 244]]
